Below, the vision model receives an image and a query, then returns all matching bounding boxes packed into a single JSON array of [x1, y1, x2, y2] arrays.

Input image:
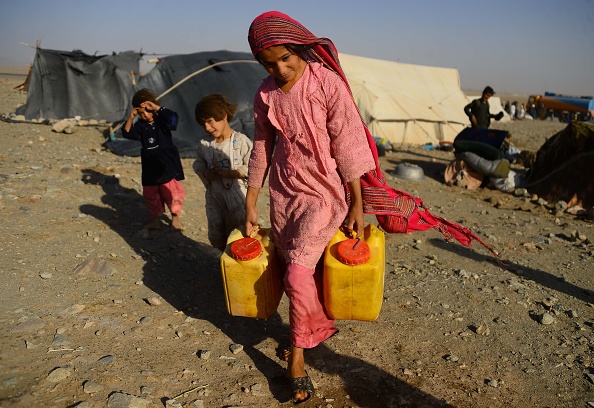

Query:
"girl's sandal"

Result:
[[290, 373, 314, 405]]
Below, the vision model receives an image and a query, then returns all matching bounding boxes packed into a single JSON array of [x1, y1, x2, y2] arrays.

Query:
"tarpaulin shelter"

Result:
[[525, 121, 594, 208], [105, 50, 267, 157], [16, 48, 141, 122], [17, 47, 483, 156], [338, 53, 471, 146]]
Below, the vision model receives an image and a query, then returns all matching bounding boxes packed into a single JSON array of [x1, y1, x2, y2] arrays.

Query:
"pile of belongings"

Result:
[[525, 121, 594, 211], [373, 136, 392, 157], [444, 128, 521, 191]]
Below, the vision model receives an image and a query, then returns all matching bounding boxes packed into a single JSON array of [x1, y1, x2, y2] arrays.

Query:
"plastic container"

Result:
[[220, 227, 283, 319], [323, 224, 386, 321]]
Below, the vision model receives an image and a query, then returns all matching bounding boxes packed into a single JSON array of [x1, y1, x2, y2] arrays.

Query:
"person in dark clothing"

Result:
[[464, 85, 504, 129], [122, 88, 185, 230]]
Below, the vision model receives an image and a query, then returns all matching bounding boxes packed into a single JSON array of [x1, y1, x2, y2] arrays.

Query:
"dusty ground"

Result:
[[0, 74, 593, 408]]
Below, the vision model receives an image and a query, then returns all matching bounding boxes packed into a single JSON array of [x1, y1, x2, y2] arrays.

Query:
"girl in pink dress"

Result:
[[246, 11, 375, 404], [246, 10, 498, 404]]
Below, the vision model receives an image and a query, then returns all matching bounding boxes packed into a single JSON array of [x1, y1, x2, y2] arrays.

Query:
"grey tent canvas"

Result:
[[106, 50, 267, 157], [16, 48, 141, 123], [17, 48, 268, 158]]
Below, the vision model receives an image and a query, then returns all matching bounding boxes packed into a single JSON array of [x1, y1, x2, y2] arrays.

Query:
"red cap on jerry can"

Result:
[[230, 237, 263, 261], [336, 238, 371, 265]]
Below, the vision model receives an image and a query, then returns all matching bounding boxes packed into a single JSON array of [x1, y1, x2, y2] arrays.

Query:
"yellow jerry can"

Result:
[[220, 227, 283, 319], [323, 223, 385, 321]]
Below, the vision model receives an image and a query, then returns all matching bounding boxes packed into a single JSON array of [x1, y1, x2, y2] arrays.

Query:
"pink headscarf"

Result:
[[248, 11, 499, 258]]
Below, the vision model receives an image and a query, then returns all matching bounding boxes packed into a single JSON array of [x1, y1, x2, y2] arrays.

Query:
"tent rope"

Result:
[[155, 59, 259, 100], [110, 59, 260, 136]]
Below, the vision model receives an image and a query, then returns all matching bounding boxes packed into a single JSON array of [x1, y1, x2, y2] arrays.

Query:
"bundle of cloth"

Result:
[[444, 128, 522, 192]]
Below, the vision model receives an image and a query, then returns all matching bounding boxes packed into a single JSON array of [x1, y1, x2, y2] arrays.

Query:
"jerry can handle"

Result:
[[339, 224, 359, 240], [248, 224, 260, 238]]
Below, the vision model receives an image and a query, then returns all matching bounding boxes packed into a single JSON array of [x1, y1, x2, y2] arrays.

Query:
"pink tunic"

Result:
[[248, 62, 375, 269]]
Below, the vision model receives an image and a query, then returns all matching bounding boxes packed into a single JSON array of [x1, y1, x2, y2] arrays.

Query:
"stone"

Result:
[[47, 367, 71, 382], [539, 313, 555, 325], [12, 318, 45, 333], [52, 334, 70, 346], [566, 205, 585, 215], [25, 340, 37, 349], [475, 324, 490, 336], [4, 377, 17, 386], [107, 392, 150, 408], [69, 304, 86, 314], [229, 343, 244, 354], [139, 316, 152, 325], [97, 355, 115, 364], [444, 354, 459, 362], [73, 258, 117, 276], [83, 380, 104, 393], [555, 200, 568, 212], [52, 119, 77, 133], [165, 399, 183, 408], [145, 297, 161, 306]]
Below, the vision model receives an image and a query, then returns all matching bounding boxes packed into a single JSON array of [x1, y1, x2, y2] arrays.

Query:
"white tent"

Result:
[[339, 53, 471, 145]]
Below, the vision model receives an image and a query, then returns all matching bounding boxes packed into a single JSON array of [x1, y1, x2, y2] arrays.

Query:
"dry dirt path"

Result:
[[0, 75, 593, 407]]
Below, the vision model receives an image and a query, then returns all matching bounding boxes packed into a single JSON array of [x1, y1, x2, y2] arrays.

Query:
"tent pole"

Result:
[[110, 59, 260, 138], [156, 60, 259, 100]]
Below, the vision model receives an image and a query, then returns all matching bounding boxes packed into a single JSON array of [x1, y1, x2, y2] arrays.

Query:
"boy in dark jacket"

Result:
[[464, 86, 504, 129], [122, 89, 185, 230]]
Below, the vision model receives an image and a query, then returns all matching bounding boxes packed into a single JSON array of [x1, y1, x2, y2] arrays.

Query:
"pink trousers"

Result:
[[143, 179, 185, 220], [284, 261, 338, 349]]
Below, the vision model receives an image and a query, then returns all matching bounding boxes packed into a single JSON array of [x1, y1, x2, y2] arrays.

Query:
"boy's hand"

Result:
[[212, 160, 233, 178], [203, 169, 216, 181], [215, 168, 235, 178], [124, 108, 139, 132], [141, 101, 160, 112]]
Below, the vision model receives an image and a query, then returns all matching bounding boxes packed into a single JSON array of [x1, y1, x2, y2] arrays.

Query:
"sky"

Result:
[[1, 0, 593, 96]]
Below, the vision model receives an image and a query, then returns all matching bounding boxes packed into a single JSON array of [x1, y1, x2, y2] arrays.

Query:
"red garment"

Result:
[[249, 62, 375, 269], [143, 178, 185, 219], [283, 262, 338, 349], [248, 11, 497, 257]]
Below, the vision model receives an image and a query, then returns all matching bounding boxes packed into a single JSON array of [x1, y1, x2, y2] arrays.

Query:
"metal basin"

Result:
[[439, 141, 454, 152], [392, 163, 426, 181]]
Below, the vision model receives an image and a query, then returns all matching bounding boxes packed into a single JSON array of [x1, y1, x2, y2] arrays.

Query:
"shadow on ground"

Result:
[[79, 168, 455, 407], [428, 237, 594, 305]]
